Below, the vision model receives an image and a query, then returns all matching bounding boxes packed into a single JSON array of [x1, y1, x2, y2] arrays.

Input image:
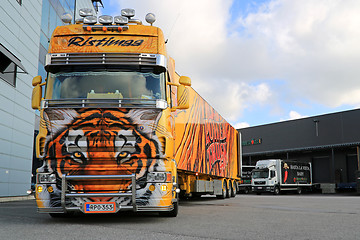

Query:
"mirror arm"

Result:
[[166, 82, 180, 87]]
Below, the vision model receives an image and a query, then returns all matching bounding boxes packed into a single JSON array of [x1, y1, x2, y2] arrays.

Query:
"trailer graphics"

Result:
[[282, 162, 311, 184], [174, 89, 238, 178]]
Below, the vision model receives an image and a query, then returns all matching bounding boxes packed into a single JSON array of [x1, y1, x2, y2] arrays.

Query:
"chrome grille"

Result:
[[46, 53, 165, 67]]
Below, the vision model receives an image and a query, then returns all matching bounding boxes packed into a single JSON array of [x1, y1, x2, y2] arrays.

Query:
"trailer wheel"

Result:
[[216, 181, 227, 199], [230, 181, 236, 198], [297, 187, 302, 195], [274, 186, 280, 195]]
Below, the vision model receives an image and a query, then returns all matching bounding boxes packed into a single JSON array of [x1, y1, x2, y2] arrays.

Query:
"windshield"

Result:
[[252, 169, 269, 179], [45, 68, 166, 100]]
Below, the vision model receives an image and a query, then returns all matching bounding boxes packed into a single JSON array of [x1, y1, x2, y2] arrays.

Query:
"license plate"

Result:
[[84, 202, 116, 213], [258, 187, 263, 189]]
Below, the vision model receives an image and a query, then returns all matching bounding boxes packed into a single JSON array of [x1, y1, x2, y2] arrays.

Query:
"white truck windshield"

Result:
[[252, 169, 269, 179]]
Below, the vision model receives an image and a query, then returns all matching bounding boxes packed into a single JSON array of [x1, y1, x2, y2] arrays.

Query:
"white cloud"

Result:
[[236, 0, 360, 108], [234, 122, 250, 129], [288, 110, 308, 120], [105, 0, 360, 125]]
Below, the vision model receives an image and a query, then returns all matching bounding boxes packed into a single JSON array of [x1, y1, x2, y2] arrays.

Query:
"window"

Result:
[[0, 62, 17, 87], [0, 43, 27, 87]]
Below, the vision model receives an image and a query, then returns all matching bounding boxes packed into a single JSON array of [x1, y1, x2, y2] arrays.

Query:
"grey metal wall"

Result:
[[239, 109, 360, 184]]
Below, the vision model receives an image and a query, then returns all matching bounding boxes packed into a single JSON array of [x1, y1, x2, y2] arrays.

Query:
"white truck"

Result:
[[251, 159, 312, 195]]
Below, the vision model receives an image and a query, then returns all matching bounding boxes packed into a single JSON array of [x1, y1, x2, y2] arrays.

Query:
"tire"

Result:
[[230, 181, 236, 198], [216, 181, 227, 199], [159, 201, 178, 217], [225, 181, 230, 198], [274, 186, 280, 195]]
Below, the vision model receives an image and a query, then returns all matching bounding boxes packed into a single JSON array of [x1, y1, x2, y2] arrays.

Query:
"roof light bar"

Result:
[[114, 16, 128, 25], [99, 15, 113, 25], [121, 8, 135, 18], [83, 16, 97, 25], [79, 8, 94, 17]]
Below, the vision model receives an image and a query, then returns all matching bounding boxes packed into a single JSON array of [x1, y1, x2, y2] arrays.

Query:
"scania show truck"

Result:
[[31, 9, 240, 217], [251, 159, 312, 195]]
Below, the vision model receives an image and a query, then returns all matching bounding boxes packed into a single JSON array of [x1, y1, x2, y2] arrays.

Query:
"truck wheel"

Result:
[[49, 212, 74, 218], [216, 181, 226, 199], [230, 181, 236, 198], [274, 186, 280, 195], [159, 201, 178, 217], [297, 187, 302, 195]]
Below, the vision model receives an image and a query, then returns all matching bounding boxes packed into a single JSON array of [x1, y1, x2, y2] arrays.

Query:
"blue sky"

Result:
[[97, 0, 360, 128]]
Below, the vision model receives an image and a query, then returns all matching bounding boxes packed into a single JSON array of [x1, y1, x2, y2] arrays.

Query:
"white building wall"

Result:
[[0, 0, 42, 197]]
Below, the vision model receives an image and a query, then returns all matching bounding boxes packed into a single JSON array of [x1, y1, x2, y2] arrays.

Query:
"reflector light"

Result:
[[102, 26, 107, 32], [161, 185, 167, 191], [84, 16, 97, 25], [79, 8, 94, 17], [121, 8, 135, 18], [149, 185, 155, 191], [47, 186, 54, 193], [114, 16, 128, 25], [99, 15, 113, 25]]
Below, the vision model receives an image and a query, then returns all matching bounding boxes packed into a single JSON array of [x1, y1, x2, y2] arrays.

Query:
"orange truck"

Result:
[[31, 8, 241, 217]]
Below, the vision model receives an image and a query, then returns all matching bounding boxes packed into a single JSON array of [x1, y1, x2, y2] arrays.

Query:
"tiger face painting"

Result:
[[36, 108, 173, 211]]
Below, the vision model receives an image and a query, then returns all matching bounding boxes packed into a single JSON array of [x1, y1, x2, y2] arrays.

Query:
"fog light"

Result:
[[161, 185, 167, 191], [149, 184, 155, 191], [37, 186, 43, 193]]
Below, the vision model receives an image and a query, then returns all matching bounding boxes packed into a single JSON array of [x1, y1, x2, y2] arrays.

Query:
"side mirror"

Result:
[[31, 76, 42, 110], [177, 84, 190, 109], [179, 76, 191, 86], [32, 75, 42, 86]]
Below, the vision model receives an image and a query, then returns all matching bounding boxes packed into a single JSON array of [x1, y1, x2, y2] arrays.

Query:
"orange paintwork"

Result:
[[49, 24, 167, 55]]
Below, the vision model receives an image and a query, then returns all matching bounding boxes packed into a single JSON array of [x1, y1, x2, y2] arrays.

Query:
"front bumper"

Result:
[[252, 186, 275, 193], [36, 173, 176, 214]]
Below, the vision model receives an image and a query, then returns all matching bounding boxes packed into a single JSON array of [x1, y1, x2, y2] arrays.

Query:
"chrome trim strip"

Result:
[[42, 98, 168, 109]]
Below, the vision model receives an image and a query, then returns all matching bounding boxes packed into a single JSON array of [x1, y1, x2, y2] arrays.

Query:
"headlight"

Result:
[[37, 173, 56, 183], [147, 172, 171, 183]]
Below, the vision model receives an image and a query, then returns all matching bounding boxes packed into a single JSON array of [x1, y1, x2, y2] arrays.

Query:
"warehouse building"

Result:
[[0, 0, 94, 198], [239, 109, 360, 193]]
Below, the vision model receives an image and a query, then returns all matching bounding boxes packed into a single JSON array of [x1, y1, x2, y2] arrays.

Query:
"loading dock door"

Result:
[[346, 155, 358, 182], [312, 156, 331, 183]]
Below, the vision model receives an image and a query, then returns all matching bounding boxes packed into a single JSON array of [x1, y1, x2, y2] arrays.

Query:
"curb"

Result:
[[0, 195, 35, 203]]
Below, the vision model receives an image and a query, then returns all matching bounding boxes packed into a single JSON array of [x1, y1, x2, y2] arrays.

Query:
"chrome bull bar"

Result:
[[61, 174, 137, 212]]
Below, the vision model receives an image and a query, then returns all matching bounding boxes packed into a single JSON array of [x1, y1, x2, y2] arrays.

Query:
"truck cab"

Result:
[[251, 160, 280, 194]]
